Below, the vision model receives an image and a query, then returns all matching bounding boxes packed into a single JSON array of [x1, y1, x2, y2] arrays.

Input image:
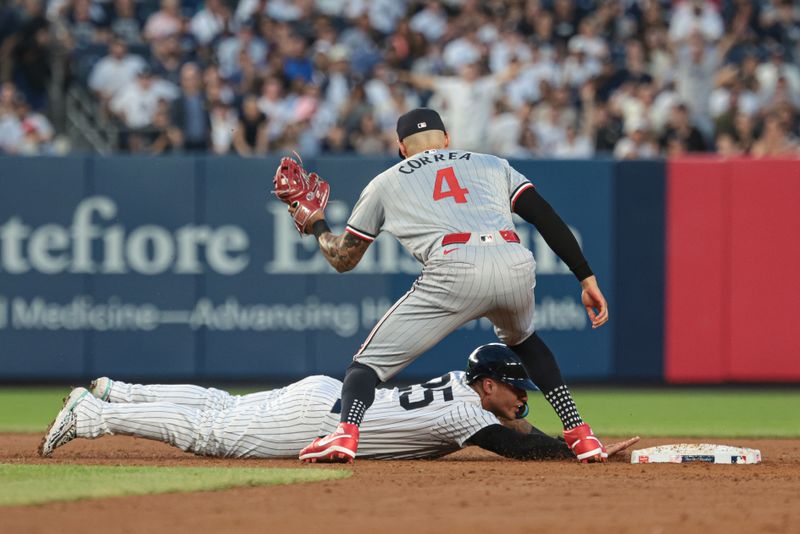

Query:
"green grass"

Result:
[[0, 387, 259, 432], [2, 387, 799, 438], [527, 389, 800, 438], [0, 464, 350, 507]]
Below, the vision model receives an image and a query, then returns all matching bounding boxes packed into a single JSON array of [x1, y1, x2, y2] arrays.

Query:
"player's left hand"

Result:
[[580, 275, 609, 329], [605, 436, 640, 458], [273, 156, 330, 235], [288, 202, 325, 234]]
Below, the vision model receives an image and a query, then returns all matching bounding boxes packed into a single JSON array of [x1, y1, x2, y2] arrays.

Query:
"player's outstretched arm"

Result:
[[466, 424, 573, 460], [513, 187, 609, 328], [468, 424, 640, 461]]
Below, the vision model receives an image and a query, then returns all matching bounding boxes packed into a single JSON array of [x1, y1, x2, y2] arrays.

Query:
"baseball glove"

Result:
[[272, 154, 330, 234]]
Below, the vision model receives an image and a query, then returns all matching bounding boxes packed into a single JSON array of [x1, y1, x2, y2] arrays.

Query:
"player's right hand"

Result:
[[605, 436, 641, 458], [580, 275, 609, 329]]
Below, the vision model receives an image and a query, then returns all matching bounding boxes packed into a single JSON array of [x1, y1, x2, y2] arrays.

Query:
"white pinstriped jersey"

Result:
[[330, 371, 500, 459], [74, 372, 500, 460], [345, 149, 534, 263]]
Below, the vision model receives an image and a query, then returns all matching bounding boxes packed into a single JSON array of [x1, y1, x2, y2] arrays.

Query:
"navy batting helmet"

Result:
[[465, 343, 537, 392]]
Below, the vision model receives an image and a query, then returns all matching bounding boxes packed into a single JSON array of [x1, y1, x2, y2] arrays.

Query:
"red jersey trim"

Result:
[[345, 225, 376, 242], [510, 182, 535, 212]]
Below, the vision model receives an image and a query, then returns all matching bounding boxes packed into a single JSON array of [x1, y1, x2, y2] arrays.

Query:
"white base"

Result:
[[631, 443, 761, 464]]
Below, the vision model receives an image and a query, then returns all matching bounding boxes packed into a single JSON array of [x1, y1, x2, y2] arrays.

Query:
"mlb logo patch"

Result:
[[417, 122, 427, 128]]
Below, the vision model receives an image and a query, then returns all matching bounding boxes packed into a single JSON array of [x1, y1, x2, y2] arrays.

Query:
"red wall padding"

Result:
[[666, 158, 800, 382]]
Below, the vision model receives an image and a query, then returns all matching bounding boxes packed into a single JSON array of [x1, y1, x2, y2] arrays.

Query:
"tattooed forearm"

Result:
[[317, 232, 370, 273]]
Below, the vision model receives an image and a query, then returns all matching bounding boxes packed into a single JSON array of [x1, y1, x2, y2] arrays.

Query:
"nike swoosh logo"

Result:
[[443, 248, 459, 255], [317, 433, 352, 447]]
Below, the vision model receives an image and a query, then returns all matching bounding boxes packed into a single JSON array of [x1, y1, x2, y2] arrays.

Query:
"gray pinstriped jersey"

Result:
[[74, 372, 499, 460], [345, 150, 534, 263]]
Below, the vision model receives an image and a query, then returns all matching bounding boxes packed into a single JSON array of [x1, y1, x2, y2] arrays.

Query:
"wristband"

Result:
[[312, 219, 331, 239]]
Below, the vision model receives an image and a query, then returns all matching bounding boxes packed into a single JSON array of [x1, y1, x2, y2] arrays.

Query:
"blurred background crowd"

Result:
[[0, 0, 799, 158]]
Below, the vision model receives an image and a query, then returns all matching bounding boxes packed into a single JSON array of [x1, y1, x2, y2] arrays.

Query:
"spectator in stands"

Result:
[[568, 16, 608, 62], [406, 61, 519, 152], [169, 62, 209, 152], [257, 76, 291, 142], [282, 33, 313, 83], [386, 17, 427, 70], [110, 65, 178, 150], [109, 0, 143, 45], [7, 0, 50, 110], [751, 112, 798, 157], [487, 100, 523, 157], [732, 111, 757, 155], [190, 0, 231, 47], [0, 81, 15, 115], [226, 47, 259, 97], [232, 94, 268, 156], [0, 91, 23, 154], [59, 0, 107, 50], [150, 34, 185, 86], [321, 45, 352, 115], [614, 118, 657, 159], [150, 99, 183, 154], [669, 0, 724, 44], [660, 103, 708, 153], [209, 100, 237, 154], [755, 46, 800, 105], [759, 0, 800, 55], [350, 113, 385, 155], [488, 25, 532, 75], [553, 123, 594, 159], [533, 106, 567, 155], [202, 64, 234, 105], [337, 81, 371, 135], [442, 26, 483, 72], [321, 122, 352, 153], [715, 131, 743, 158], [508, 127, 540, 158], [143, 0, 182, 42], [338, 13, 381, 76], [0, 91, 53, 154], [23, 0, 800, 158], [364, 62, 393, 118], [675, 33, 723, 134], [216, 20, 266, 80], [88, 37, 146, 103]]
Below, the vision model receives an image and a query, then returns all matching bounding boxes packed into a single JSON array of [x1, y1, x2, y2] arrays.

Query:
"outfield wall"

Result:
[[0, 156, 795, 383], [665, 158, 800, 383]]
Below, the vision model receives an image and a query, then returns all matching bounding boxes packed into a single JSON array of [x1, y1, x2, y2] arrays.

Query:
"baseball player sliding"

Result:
[[274, 108, 610, 464], [39, 344, 638, 460]]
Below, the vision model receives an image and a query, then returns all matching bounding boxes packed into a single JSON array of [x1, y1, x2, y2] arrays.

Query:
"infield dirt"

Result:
[[2, 433, 798, 534]]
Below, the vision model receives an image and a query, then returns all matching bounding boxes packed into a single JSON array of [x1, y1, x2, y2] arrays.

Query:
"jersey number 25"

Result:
[[433, 167, 469, 204]]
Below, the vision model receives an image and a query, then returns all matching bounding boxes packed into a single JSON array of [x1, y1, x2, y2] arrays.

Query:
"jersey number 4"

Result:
[[433, 167, 469, 204]]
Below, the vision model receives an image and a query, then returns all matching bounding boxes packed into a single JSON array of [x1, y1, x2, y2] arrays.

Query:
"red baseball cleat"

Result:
[[299, 422, 359, 463], [564, 423, 607, 463]]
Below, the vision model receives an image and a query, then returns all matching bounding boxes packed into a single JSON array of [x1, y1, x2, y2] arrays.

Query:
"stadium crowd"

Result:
[[0, 0, 799, 157]]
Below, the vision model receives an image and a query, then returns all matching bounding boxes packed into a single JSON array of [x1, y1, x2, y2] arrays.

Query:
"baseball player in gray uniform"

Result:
[[293, 108, 610, 465], [39, 344, 638, 460]]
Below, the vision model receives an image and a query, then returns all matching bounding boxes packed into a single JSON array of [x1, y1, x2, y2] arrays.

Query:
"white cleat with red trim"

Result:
[[299, 422, 359, 464], [564, 423, 607, 463]]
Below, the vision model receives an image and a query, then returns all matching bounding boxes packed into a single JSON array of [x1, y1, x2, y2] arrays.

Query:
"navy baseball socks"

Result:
[[511, 333, 606, 462], [299, 362, 379, 463]]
